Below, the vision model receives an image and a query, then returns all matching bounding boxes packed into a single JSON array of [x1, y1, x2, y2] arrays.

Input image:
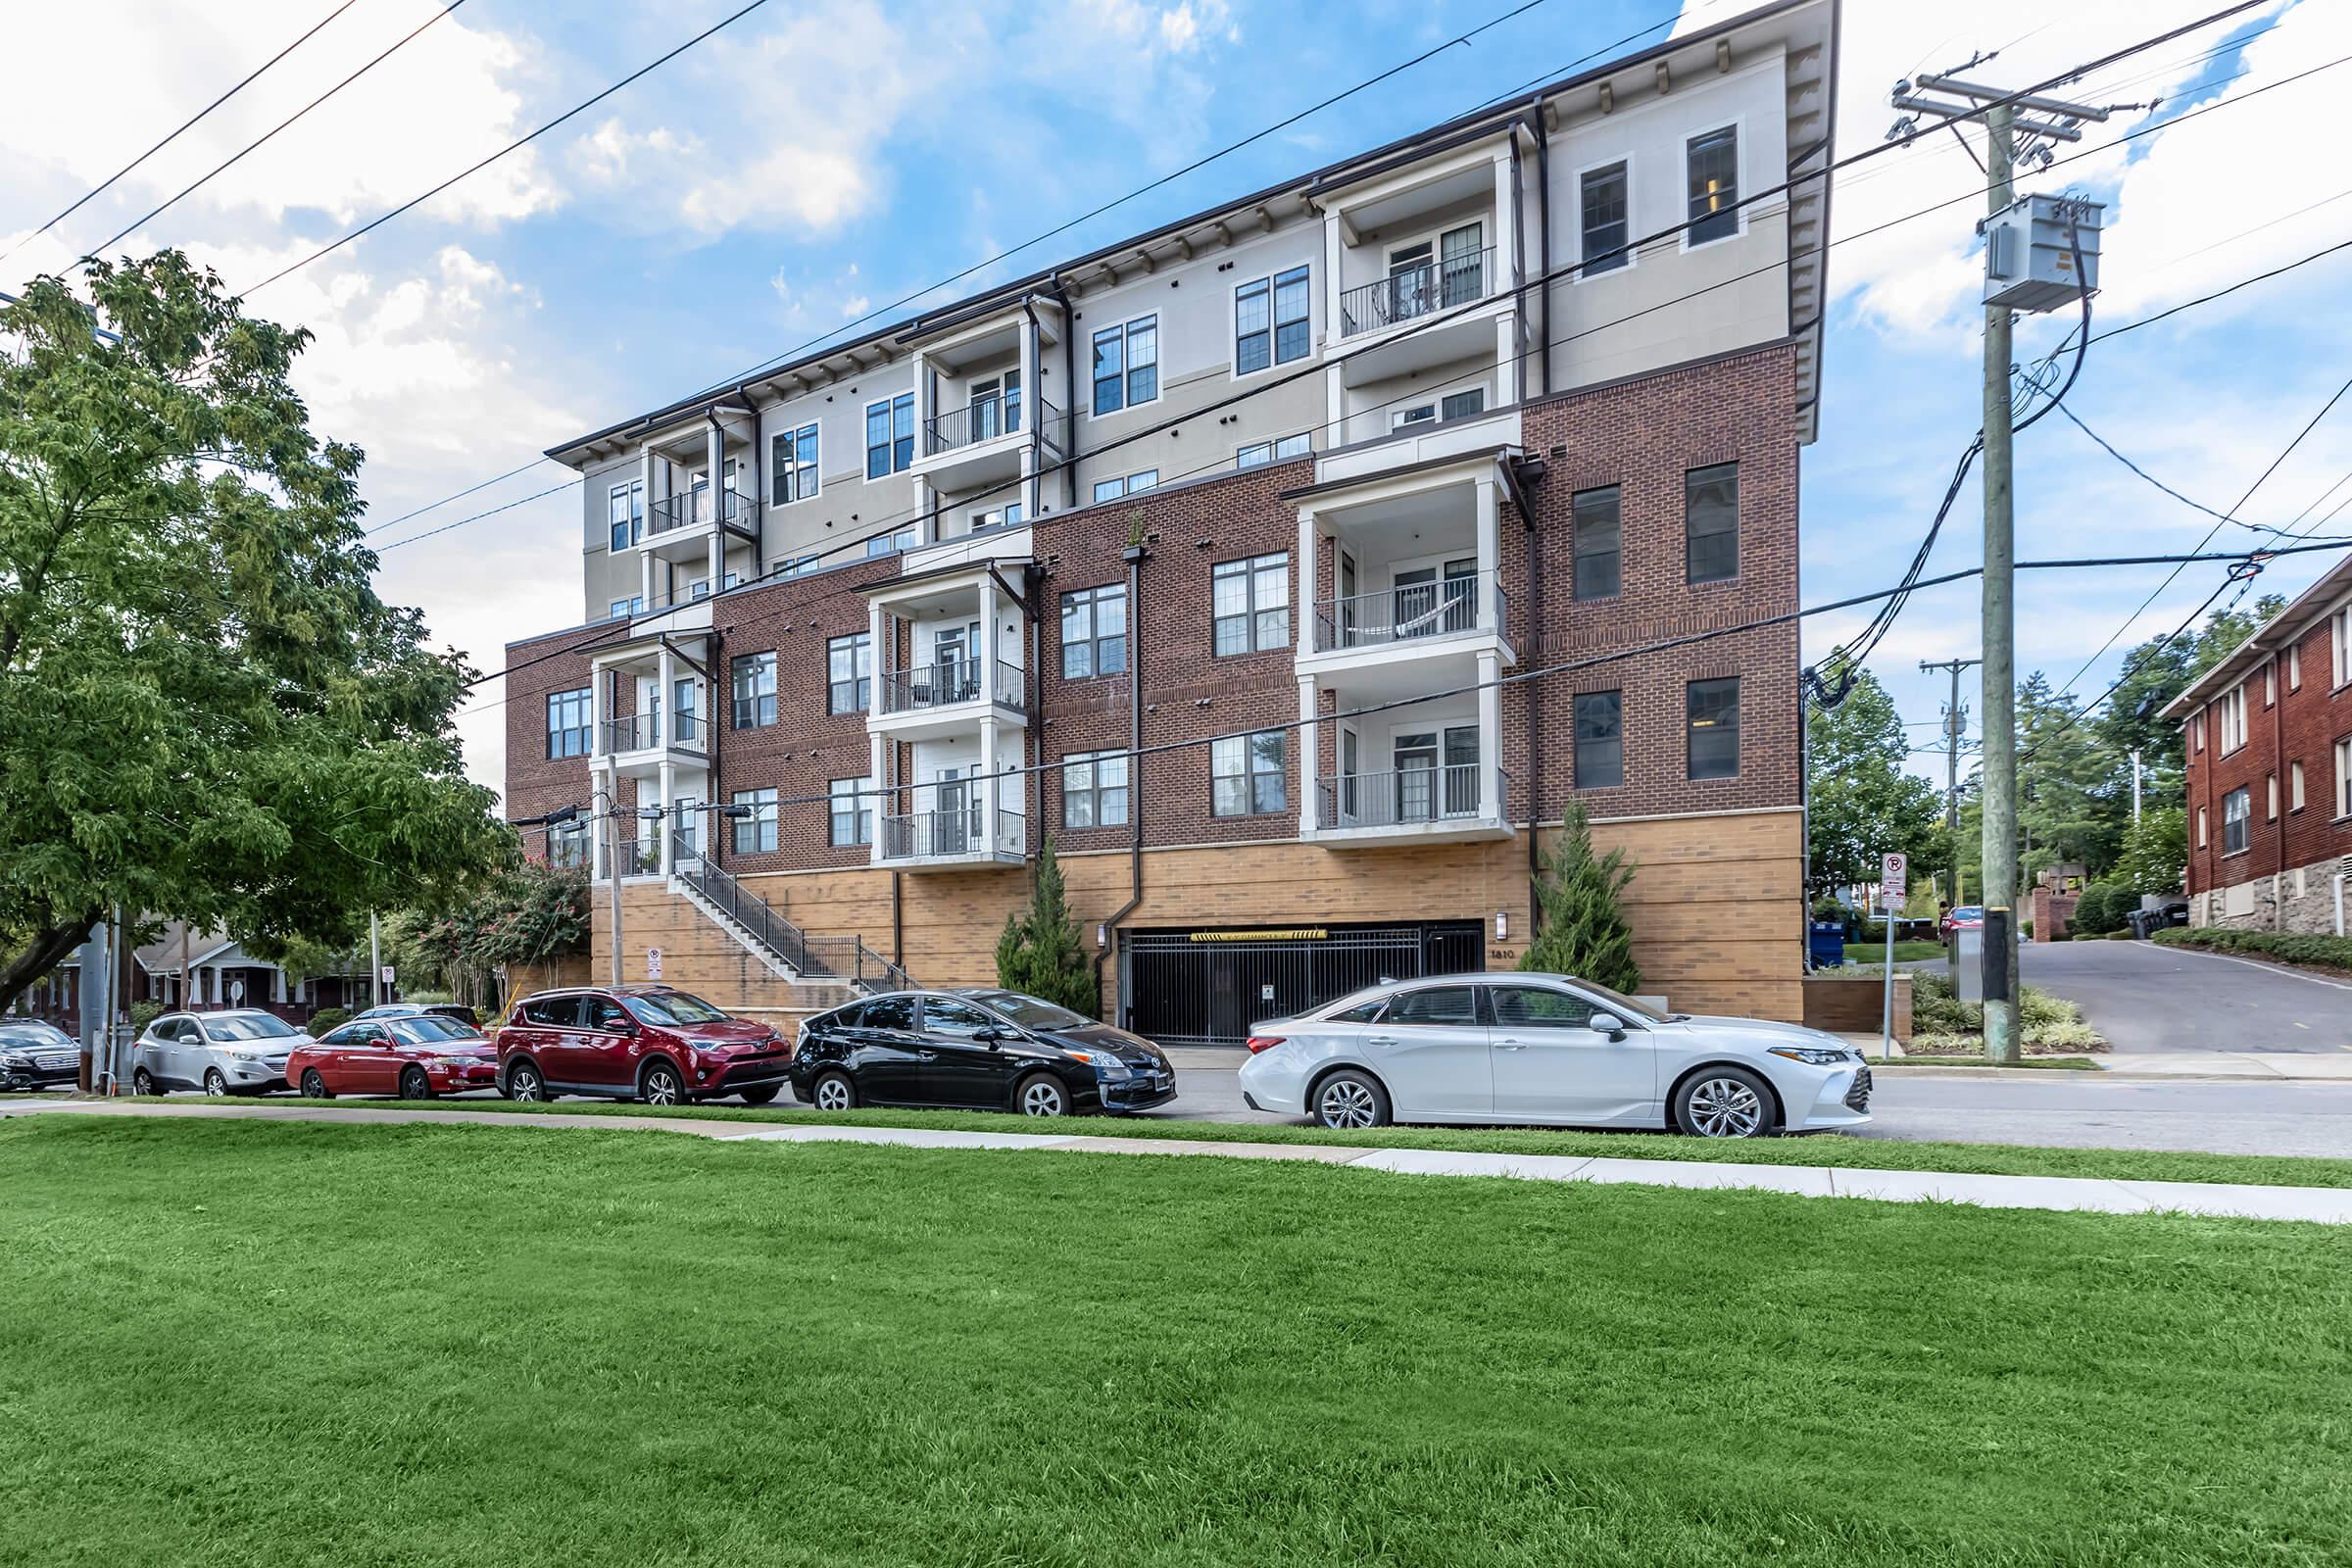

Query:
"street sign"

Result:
[[646, 947, 663, 980], [379, 965, 395, 985], [1880, 853, 1907, 910]]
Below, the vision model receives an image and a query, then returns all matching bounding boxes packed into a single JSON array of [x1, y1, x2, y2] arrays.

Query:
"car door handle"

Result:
[[1365, 1035, 1396, 1048], [1494, 1038, 1526, 1051]]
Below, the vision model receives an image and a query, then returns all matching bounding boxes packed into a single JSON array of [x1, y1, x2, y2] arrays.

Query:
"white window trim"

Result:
[[2197, 805, 2208, 847], [1089, 314, 1161, 419], [607, 479, 645, 554], [2265, 661, 2278, 707], [771, 421, 820, 506], [2268, 773, 2279, 820], [2337, 737, 2352, 820], [861, 392, 914, 486], [2291, 760, 2306, 811], [2221, 786, 2252, 856], [1570, 153, 1636, 284], [1228, 265, 1314, 384], [1091, 469, 1160, 505], [1237, 432, 1312, 468], [2218, 684, 2248, 755], [1679, 116, 1747, 253], [2334, 606, 2352, 689], [1391, 378, 1494, 430]]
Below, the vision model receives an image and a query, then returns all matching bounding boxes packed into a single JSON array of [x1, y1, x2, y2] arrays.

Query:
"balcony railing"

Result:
[[1340, 246, 1498, 337], [1316, 764, 1507, 831], [878, 658, 1026, 715], [927, 391, 1021, 453], [612, 837, 662, 877], [880, 806, 1025, 862], [602, 712, 658, 753], [673, 855, 912, 994], [647, 487, 759, 538], [1313, 571, 1503, 652]]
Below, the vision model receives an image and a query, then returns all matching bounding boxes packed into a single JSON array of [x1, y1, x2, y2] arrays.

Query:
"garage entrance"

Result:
[[1121, 921, 1484, 1047]]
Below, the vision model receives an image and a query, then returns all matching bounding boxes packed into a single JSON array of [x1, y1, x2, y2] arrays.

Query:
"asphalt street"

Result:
[[1955, 938, 2352, 1054]]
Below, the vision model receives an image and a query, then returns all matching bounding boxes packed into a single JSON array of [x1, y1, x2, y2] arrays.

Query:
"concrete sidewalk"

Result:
[[9, 1099, 2349, 1225]]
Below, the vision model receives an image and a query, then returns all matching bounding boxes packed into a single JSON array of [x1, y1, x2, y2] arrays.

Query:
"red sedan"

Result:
[[287, 1013, 500, 1100]]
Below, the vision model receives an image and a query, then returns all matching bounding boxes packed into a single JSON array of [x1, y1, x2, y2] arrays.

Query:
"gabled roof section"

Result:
[[2161, 555, 2352, 720]]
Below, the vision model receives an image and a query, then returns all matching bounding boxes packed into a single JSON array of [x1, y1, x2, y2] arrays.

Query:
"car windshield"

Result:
[[624, 991, 731, 1026], [0, 1023, 71, 1047], [956, 990, 1089, 1029], [203, 1013, 300, 1042], [388, 1016, 480, 1046]]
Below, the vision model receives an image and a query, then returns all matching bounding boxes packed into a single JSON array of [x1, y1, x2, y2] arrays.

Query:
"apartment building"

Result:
[[506, 0, 1838, 1040], [2169, 556, 2352, 933]]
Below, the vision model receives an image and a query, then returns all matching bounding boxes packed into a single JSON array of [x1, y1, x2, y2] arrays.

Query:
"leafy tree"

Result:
[[0, 254, 506, 1008], [2017, 672, 2122, 880], [1805, 669, 1943, 897], [1520, 802, 1640, 992], [2071, 883, 2117, 935], [2112, 806, 2187, 899], [396, 860, 591, 1008], [995, 836, 1098, 1017], [2092, 596, 2279, 836]]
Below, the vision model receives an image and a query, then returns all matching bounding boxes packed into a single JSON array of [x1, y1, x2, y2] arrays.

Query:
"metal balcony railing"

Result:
[[1316, 764, 1506, 831], [1340, 246, 1498, 337], [926, 390, 1022, 453], [672, 855, 911, 994], [612, 837, 662, 877], [878, 658, 1026, 714], [647, 487, 759, 538], [879, 806, 1024, 862], [1313, 571, 1503, 652], [598, 710, 707, 755]]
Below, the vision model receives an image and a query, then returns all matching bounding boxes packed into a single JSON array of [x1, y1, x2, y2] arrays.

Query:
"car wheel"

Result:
[[505, 1060, 548, 1102], [202, 1068, 228, 1098], [398, 1066, 432, 1102], [133, 1067, 159, 1097], [810, 1069, 857, 1111], [640, 1060, 685, 1106], [300, 1068, 330, 1100], [1310, 1069, 1391, 1130], [737, 1084, 781, 1106], [1674, 1067, 1777, 1139], [1014, 1074, 1070, 1117]]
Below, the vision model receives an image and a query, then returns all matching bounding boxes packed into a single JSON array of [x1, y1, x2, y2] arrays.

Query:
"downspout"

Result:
[[1020, 298, 1043, 519], [1509, 125, 1528, 404], [2274, 654, 2287, 930], [1530, 99, 1552, 397], [1093, 542, 1149, 1021], [1516, 457, 1546, 937], [1050, 272, 1079, 512]]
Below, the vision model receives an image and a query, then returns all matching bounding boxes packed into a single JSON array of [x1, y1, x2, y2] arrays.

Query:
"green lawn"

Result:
[[3, 1117, 2348, 1566]]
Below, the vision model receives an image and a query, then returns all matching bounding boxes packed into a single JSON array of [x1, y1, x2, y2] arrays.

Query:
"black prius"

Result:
[[789, 988, 1177, 1117]]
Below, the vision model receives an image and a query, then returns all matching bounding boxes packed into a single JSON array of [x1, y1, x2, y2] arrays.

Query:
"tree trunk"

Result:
[[0, 915, 105, 1015]]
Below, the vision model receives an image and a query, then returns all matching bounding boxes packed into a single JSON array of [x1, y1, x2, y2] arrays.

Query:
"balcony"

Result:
[[1313, 572, 1505, 653], [872, 658, 1026, 740], [641, 487, 760, 564], [612, 836, 662, 878], [1312, 763, 1512, 848], [596, 709, 709, 773], [1340, 247, 1498, 339], [877, 806, 1026, 871], [915, 391, 1066, 492]]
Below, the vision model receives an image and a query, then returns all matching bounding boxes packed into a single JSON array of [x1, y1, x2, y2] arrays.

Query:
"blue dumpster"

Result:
[[1809, 920, 1846, 967]]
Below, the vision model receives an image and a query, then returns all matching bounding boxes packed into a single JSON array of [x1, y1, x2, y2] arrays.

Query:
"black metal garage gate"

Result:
[[1122, 921, 1484, 1047]]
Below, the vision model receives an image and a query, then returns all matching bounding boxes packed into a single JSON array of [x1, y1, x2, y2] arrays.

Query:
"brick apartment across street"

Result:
[[501, 1, 1838, 1046]]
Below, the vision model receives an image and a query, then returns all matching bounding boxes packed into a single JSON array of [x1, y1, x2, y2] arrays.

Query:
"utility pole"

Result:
[[2132, 749, 2143, 821], [1920, 656, 1981, 920], [368, 910, 382, 1007]]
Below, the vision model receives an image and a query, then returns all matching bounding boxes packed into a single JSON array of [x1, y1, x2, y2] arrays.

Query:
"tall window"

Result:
[[1574, 691, 1623, 788], [545, 688, 591, 759], [1580, 162, 1630, 274], [1686, 462, 1739, 583], [1212, 551, 1290, 656], [1092, 469, 1159, 504], [549, 817, 590, 868], [1060, 584, 1128, 679], [1238, 432, 1311, 468], [731, 652, 777, 729], [2337, 738, 2352, 817], [2336, 608, 2352, 688], [1688, 676, 1740, 780], [1686, 125, 1740, 244], [771, 422, 819, 504], [1091, 315, 1158, 415], [1573, 485, 1621, 600], [865, 393, 914, 478], [829, 777, 874, 847], [2292, 760, 2306, 811], [1235, 266, 1310, 374], [1212, 730, 1287, 816], [731, 788, 779, 855], [607, 480, 644, 553], [827, 633, 871, 713], [2222, 786, 2250, 854], [1061, 751, 1130, 829], [2218, 684, 2247, 753]]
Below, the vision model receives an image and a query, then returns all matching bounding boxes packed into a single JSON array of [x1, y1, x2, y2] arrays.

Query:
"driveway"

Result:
[[2015, 938, 2352, 1054]]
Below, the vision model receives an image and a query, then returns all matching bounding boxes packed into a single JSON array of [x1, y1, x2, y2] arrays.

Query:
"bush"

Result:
[[306, 1006, 352, 1037], [1521, 803, 1640, 992], [128, 1002, 162, 1036], [2071, 884, 2113, 935], [2153, 926, 2352, 971]]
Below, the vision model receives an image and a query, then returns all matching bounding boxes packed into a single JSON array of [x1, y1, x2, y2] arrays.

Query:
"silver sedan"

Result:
[[1236, 972, 1872, 1137], [131, 1009, 311, 1097]]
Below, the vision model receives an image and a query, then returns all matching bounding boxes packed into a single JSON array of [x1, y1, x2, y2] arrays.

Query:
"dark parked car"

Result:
[[790, 988, 1176, 1117], [0, 1020, 81, 1091], [355, 1002, 483, 1030], [494, 985, 792, 1105]]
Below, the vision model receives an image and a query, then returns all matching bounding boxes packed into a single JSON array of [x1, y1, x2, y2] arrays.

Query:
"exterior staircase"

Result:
[[670, 856, 913, 1000]]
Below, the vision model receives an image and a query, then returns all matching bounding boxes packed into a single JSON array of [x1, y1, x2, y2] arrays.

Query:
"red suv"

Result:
[[495, 985, 792, 1106]]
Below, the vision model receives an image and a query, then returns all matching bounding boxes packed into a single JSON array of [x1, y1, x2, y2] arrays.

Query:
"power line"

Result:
[[0, 0, 365, 274], [367, 458, 557, 537]]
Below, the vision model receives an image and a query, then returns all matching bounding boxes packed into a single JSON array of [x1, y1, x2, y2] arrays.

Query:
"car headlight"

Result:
[[1767, 1046, 1856, 1066], [1063, 1049, 1132, 1080], [429, 1056, 475, 1069], [1, 1054, 30, 1071], [228, 1050, 261, 1061]]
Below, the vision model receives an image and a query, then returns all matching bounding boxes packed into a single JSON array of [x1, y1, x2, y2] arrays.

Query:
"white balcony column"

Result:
[[270, 968, 286, 1004], [866, 731, 887, 867], [636, 447, 655, 609], [867, 599, 887, 711], [1474, 476, 1501, 633], [979, 578, 1001, 701], [1494, 313, 1521, 407], [704, 418, 725, 593], [638, 546, 655, 611], [1321, 209, 1344, 340], [1298, 673, 1320, 839], [1492, 149, 1520, 292], [657, 760, 676, 876], [979, 713, 1000, 857], [590, 766, 610, 882], [1018, 314, 1039, 438], [656, 646, 676, 747], [1298, 508, 1319, 655], [1477, 649, 1502, 819], [911, 347, 931, 455]]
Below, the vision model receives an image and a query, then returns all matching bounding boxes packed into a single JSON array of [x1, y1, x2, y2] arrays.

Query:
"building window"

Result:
[[865, 525, 918, 558], [545, 688, 591, 760], [2292, 760, 2306, 810], [771, 422, 819, 505], [2265, 662, 2278, 707], [731, 652, 777, 729], [2335, 609, 2352, 688], [1686, 462, 1739, 583], [775, 552, 819, 579], [609, 596, 643, 620], [829, 778, 874, 848], [1573, 485, 1620, 600], [827, 633, 871, 714], [1212, 730, 1287, 816], [549, 817, 590, 867], [1212, 551, 1290, 656], [1573, 691, 1623, 788], [608, 480, 644, 553], [1060, 584, 1128, 679], [1441, 388, 1487, 421], [865, 392, 914, 478], [1061, 751, 1129, 829], [1091, 316, 1158, 415], [2290, 647, 2303, 691], [2337, 737, 2352, 817], [2197, 805, 2208, 847], [1092, 469, 1159, 504], [1688, 676, 1740, 780], [731, 788, 778, 855], [1235, 266, 1310, 374], [2268, 773, 2279, 820], [1580, 162, 1631, 274], [1686, 125, 1739, 244], [1237, 432, 1312, 468], [2223, 786, 2250, 855], [2218, 684, 2247, 753]]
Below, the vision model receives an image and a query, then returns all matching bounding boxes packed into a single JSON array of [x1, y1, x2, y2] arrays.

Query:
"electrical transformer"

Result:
[[1980, 193, 2103, 312]]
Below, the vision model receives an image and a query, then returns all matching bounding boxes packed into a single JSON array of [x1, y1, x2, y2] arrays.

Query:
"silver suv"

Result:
[[132, 1009, 309, 1097]]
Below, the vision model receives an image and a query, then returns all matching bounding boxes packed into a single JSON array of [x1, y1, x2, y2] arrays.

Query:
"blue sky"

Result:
[[3, 0, 2348, 795]]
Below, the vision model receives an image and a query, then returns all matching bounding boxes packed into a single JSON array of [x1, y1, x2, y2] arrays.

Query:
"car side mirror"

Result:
[[974, 1027, 1003, 1048], [1588, 1012, 1626, 1040]]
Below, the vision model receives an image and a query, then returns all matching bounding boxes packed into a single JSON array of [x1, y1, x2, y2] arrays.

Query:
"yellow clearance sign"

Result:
[[1188, 928, 1329, 943]]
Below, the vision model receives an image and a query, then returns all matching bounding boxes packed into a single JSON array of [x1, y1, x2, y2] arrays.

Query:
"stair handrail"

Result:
[[675, 856, 913, 993]]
